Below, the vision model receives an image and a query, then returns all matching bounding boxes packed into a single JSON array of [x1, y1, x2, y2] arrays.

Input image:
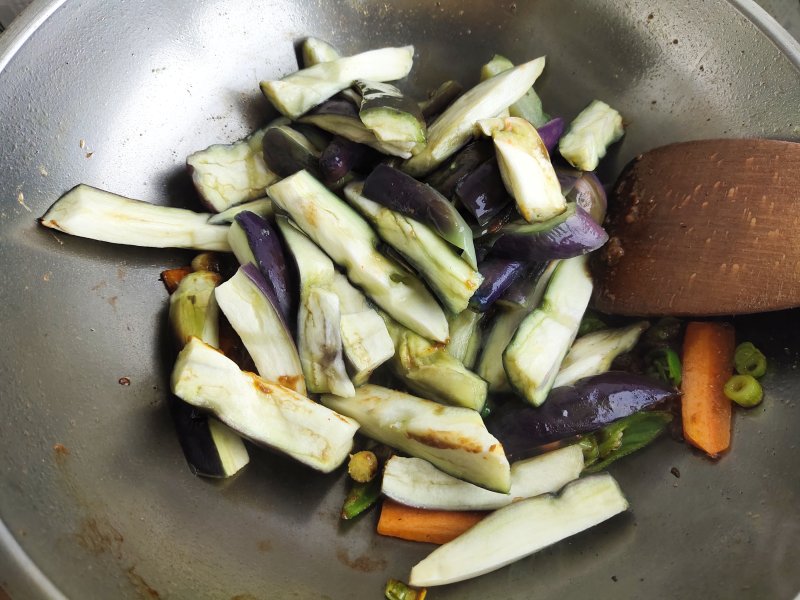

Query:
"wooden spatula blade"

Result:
[[592, 139, 800, 316]]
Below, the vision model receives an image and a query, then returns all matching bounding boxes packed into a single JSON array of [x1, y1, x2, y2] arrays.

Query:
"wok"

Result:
[[1, 1, 799, 598]]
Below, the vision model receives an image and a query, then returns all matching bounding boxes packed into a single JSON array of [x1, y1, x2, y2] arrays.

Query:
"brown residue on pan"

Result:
[[126, 566, 161, 599], [75, 517, 124, 560], [335, 547, 387, 573], [53, 443, 70, 465]]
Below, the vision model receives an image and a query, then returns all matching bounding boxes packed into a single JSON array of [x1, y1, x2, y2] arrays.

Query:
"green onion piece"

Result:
[[577, 310, 607, 337], [341, 478, 382, 520], [577, 436, 599, 468], [645, 347, 682, 387], [724, 374, 763, 408], [583, 412, 674, 474], [385, 579, 427, 600], [733, 342, 767, 378], [642, 317, 682, 347]]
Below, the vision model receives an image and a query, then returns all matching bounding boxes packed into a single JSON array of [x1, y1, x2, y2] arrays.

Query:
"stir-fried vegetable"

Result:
[[724, 374, 763, 407], [378, 499, 487, 545], [558, 99, 624, 171]]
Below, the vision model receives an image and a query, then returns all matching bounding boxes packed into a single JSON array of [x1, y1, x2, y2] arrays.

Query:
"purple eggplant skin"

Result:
[[469, 259, 526, 312], [420, 79, 464, 121], [168, 396, 228, 478], [424, 140, 495, 199], [362, 163, 473, 255], [319, 136, 371, 183], [489, 203, 608, 262], [234, 212, 295, 325], [555, 167, 608, 225], [536, 117, 565, 154], [495, 261, 549, 309], [455, 159, 511, 227], [487, 371, 680, 461]]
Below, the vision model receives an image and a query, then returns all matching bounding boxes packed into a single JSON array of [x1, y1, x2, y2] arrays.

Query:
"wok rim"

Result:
[[0, 0, 797, 598]]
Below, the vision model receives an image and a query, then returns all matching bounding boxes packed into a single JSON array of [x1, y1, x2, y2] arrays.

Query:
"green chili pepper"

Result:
[[385, 579, 427, 600], [724, 374, 763, 408], [645, 347, 682, 387], [583, 412, 673, 474], [577, 435, 600, 468], [733, 342, 767, 378], [577, 310, 607, 337], [642, 317, 682, 347], [341, 478, 382, 520]]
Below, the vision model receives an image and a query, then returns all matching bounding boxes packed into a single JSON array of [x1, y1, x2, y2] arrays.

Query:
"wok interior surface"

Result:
[[1, 1, 798, 598]]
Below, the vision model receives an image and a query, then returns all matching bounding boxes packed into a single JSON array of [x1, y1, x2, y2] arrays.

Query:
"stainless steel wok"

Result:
[[1, 1, 799, 598]]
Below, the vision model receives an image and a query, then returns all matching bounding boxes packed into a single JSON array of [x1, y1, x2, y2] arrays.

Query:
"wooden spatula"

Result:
[[592, 139, 800, 316]]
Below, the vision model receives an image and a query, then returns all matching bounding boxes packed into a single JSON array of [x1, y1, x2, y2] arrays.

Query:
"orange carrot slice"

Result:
[[681, 321, 735, 458], [377, 499, 487, 545]]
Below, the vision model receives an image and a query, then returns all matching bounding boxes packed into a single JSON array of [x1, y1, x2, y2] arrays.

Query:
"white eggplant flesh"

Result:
[[340, 309, 395, 386], [503, 256, 593, 405], [206, 418, 251, 476], [171, 338, 358, 472], [299, 286, 355, 397], [268, 171, 448, 342], [382, 444, 584, 511], [207, 198, 273, 225], [186, 127, 279, 212], [558, 99, 624, 172], [344, 183, 483, 314], [39, 184, 231, 251], [260, 46, 414, 119], [553, 321, 649, 388], [446, 309, 483, 367], [402, 57, 546, 177], [478, 117, 565, 223], [214, 267, 306, 395], [409, 473, 629, 587], [321, 384, 509, 492], [169, 271, 221, 349]]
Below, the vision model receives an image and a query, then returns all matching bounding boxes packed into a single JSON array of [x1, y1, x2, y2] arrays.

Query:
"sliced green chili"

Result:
[[734, 342, 767, 378], [645, 347, 682, 387], [341, 477, 382, 520], [385, 579, 427, 600], [724, 374, 763, 408]]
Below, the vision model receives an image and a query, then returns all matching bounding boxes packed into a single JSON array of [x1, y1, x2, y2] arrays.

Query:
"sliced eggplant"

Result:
[[419, 79, 464, 121], [382, 444, 584, 511], [167, 399, 250, 478], [503, 255, 593, 405], [362, 164, 477, 268], [558, 99, 625, 171], [487, 371, 679, 459], [300, 36, 341, 67], [475, 261, 557, 392], [383, 315, 487, 412], [445, 309, 483, 369], [261, 125, 321, 178], [321, 384, 510, 492], [214, 265, 306, 395], [340, 309, 395, 386], [355, 80, 426, 146], [554, 321, 649, 388], [206, 198, 272, 225], [495, 260, 554, 309], [298, 287, 354, 397], [227, 211, 294, 325], [260, 45, 414, 119], [409, 474, 628, 587], [479, 54, 551, 127], [267, 171, 448, 342], [277, 216, 354, 396], [39, 184, 231, 251], [454, 158, 511, 227], [557, 168, 608, 225], [402, 57, 546, 177], [169, 271, 222, 349], [186, 126, 279, 212], [171, 338, 358, 472], [299, 99, 415, 158], [168, 271, 249, 479], [489, 202, 608, 262], [469, 258, 526, 312], [537, 117, 565, 153], [424, 139, 495, 199], [478, 117, 565, 223], [319, 136, 370, 183], [345, 183, 483, 314]]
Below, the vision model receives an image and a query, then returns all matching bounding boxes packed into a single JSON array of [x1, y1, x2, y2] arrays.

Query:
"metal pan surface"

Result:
[[0, 1, 798, 598]]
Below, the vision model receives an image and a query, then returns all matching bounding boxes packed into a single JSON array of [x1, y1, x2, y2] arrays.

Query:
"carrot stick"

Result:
[[680, 321, 735, 458], [377, 499, 487, 544], [160, 267, 193, 294]]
